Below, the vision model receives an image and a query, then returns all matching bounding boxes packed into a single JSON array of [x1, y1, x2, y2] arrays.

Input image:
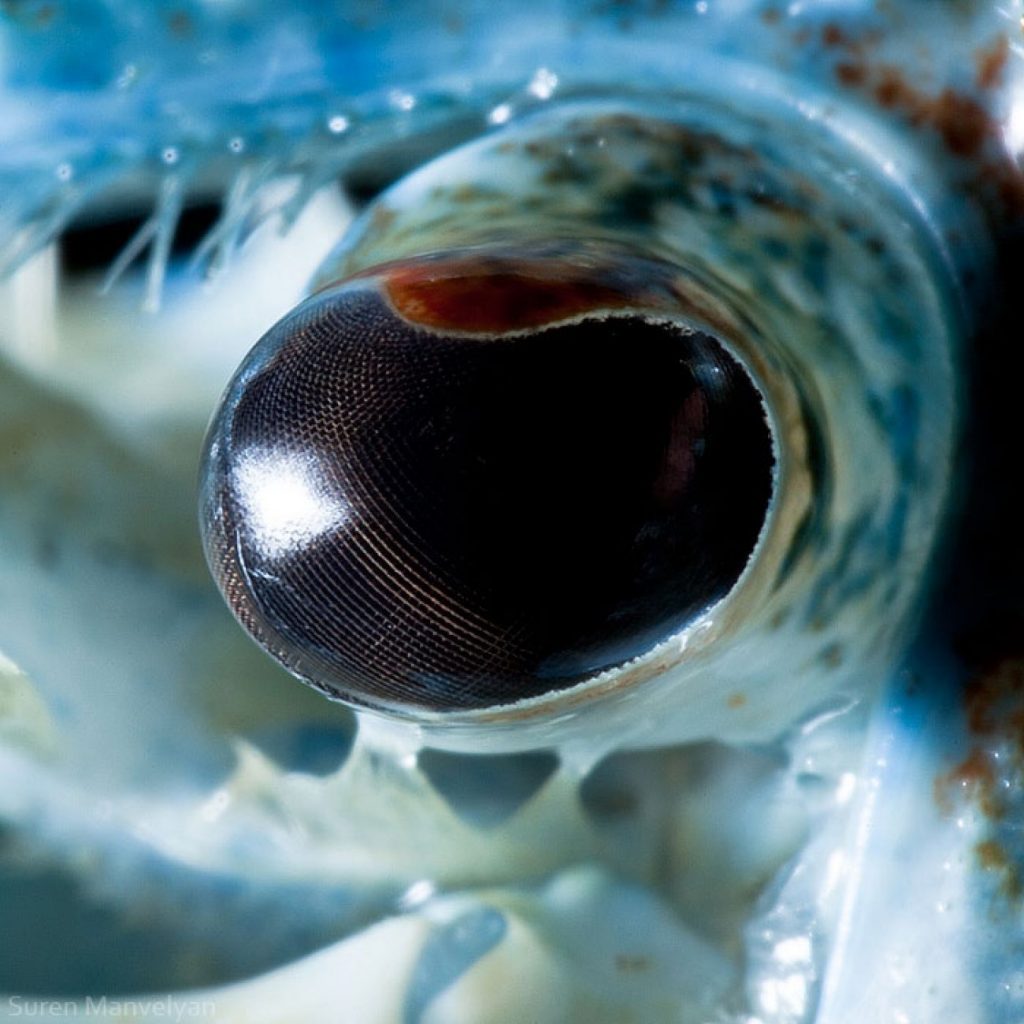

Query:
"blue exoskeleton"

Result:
[[0, 2, 1022, 1021]]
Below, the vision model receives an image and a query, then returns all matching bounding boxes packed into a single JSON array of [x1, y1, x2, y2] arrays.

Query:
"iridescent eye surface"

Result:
[[200, 252, 775, 714]]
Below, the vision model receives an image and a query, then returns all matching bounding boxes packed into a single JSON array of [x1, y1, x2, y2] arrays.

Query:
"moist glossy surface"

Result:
[[201, 276, 774, 711]]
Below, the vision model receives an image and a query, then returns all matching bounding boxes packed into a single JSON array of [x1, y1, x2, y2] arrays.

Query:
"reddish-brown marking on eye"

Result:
[[382, 262, 633, 333], [976, 34, 1009, 91]]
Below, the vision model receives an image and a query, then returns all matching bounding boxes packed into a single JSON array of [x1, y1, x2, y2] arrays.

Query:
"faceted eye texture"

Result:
[[199, 267, 774, 713]]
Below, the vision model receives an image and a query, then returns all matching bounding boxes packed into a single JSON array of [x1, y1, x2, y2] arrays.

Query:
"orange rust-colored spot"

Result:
[[844, 63, 995, 159], [976, 34, 1009, 91], [936, 746, 1002, 821], [930, 89, 990, 158], [873, 66, 912, 110], [935, 656, 1024, 826], [383, 262, 633, 333], [727, 692, 748, 709], [835, 48, 1023, 220]]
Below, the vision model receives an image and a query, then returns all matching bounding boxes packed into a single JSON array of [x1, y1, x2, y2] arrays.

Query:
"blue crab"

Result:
[[0, 1, 1022, 1020]]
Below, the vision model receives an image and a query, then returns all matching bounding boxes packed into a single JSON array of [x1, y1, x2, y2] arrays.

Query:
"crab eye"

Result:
[[200, 253, 775, 714], [200, 97, 959, 748]]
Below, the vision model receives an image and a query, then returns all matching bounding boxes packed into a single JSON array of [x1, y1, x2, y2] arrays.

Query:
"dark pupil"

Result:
[[208, 284, 774, 711]]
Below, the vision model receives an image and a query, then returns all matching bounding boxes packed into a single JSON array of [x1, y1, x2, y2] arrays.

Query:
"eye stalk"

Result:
[[199, 252, 775, 715], [200, 99, 960, 752]]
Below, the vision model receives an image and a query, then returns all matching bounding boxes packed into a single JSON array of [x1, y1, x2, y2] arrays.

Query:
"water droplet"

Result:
[[327, 114, 350, 134], [228, 136, 245, 154], [162, 147, 180, 166], [529, 67, 558, 100], [389, 90, 416, 112], [116, 63, 138, 89], [398, 879, 436, 911], [488, 103, 513, 126]]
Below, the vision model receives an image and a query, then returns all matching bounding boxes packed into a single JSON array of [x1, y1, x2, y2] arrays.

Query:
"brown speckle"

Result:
[[931, 89, 989, 158], [976, 34, 1009, 91], [963, 656, 1024, 737], [727, 693, 747, 709], [935, 656, 1024, 907], [836, 48, 1024, 220], [615, 954, 651, 973], [835, 62, 867, 87], [873, 67, 910, 109], [442, 11, 464, 33], [841, 61, 994, 160], [167, 10, 193, 37], [976, 839, 1023, 901], [822, 23, 846, 48], [936, 746, 1001, 820], [820, 643, 843, 668]]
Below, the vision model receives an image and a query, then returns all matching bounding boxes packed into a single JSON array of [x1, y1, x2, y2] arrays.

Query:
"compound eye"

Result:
[[199, 253, 775, 714]]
